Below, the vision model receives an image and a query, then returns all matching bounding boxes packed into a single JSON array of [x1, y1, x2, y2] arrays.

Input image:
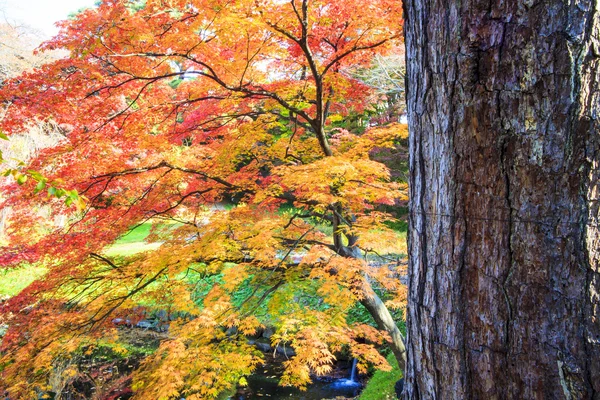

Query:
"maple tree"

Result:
[[0, 0, 406, 398]]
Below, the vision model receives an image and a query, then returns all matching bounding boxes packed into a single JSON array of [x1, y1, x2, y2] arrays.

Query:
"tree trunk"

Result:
[[361, 291, 407, 373], [403, 0, 600, 397], [338, 243, 408, 373]]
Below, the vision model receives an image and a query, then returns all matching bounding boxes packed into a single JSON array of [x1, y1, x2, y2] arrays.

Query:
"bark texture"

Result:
[[403, 0, 600, 397]]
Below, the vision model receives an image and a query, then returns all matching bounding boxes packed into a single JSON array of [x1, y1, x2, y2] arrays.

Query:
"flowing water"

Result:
[[327, 358, 361, 394], [233, 359, 362, 400]]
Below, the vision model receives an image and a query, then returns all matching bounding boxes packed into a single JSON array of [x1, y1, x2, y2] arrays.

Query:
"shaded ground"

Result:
[[234, 352, 363, 400]]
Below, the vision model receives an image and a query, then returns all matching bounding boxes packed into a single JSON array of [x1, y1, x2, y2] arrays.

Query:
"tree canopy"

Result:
[[0, 1, 406, 398]]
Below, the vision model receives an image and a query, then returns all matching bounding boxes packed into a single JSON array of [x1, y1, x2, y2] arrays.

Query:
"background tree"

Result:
[[0, 1, 407, 398], [353, 51, 406, 124], [403, 0, 599, 397], [0, 22, 67, 243], [0, 22, 54, 82]]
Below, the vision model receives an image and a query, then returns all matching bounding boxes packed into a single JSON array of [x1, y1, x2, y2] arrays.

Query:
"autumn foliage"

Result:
[[0, 0, 405, 398]]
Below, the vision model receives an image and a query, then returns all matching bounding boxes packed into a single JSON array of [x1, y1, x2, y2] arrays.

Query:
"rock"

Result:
[[155, 309, 168, 321], [135, 320, 154, 330], [275, 345, 295, 357], [395, 378, 404, 398], [226, 326, 238, 336], [255, 342, 272, 352], [112, 318, 133, 327], [262, 326, 275, 339]]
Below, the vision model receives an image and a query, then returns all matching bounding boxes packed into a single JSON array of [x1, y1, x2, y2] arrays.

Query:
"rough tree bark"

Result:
[[403, 0, 600, 397]]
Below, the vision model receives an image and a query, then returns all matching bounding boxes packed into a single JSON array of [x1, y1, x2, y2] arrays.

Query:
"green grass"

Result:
[[359, 353, 402, 400], [384, 218, 408, 234], [104, 242, 162, 257], [0, 222, 159, 298], [114, 222, 154, 244], [0, 264, 47, 297], [104, 222, 163, 257]]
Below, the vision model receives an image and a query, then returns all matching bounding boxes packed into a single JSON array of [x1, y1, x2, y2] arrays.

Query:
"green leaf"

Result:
[[27, 170, 44, 180], [34, 180, 47, 194], [168, 79, 182, 89], [16, 174, 27, 185], [296, 101, 311, 110], [48, 187, 57, 196], [0, 131, 8, 141]]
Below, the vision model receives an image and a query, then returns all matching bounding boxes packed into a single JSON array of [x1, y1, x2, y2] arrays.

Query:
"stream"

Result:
[[233, 358, 362, 400]]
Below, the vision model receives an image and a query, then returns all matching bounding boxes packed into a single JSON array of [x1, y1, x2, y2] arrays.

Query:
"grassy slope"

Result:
[[0, 264, 46, 297], [104, 222, 162, 257], [359, 353, 402, 400], [104, 242, 161, 257], [0, 222, 156, 296]]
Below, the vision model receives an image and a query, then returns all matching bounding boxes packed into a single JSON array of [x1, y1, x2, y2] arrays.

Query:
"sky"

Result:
[[0, 0, 97, 39]]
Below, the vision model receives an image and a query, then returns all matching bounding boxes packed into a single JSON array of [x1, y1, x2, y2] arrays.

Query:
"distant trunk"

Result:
[[403, 0, 600, 397], [361, 291, 407, 373], [338, 243, 407, 374]]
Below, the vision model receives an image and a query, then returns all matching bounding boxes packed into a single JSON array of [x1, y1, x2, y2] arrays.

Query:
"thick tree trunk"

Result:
[[403, 0, 600, 397]]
